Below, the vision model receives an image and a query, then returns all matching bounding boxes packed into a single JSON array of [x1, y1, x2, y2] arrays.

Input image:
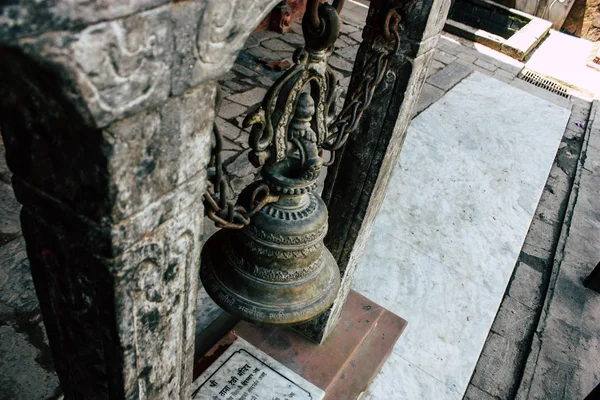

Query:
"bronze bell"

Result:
[[201, 92, 341, 326], [201, 1, 344, 326]]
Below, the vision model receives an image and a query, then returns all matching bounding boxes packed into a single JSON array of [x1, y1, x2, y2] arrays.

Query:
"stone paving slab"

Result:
[[427, 61, 473, 91], [515, 101, 600, 400]]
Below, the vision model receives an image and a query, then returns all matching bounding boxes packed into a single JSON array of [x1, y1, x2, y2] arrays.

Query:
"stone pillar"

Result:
[[295, 0, 452, 343], [0, 1, 279, 398]]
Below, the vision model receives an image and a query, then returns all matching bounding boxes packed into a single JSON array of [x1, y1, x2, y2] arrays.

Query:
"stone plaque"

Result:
[[191, 338, 325, 400]]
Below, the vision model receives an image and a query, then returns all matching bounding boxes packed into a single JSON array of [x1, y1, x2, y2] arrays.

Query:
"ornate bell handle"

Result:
[[204, 0, 402, 230]]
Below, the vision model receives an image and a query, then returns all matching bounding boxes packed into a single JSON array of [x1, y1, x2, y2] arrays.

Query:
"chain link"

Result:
[[323, 9, 402, 166], [203, 88, 278, 229], [204, 6, 402, 228]]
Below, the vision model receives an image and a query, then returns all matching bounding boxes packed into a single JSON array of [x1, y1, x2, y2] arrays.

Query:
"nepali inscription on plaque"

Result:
[[191, 338, 325, 400]]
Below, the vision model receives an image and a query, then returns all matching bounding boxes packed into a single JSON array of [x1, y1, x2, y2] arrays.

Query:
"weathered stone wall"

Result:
[[0, 0, 279, 398], [563, 0, 600, 40]]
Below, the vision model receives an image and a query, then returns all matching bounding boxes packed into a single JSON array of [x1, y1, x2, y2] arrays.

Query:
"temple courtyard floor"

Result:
[[1, 2, 599, 399]]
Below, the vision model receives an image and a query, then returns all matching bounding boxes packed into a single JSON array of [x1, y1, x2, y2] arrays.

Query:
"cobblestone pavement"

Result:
[[1, 1, 599, 398]]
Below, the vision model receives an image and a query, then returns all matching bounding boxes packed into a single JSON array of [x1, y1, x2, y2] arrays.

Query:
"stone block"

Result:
[[434, 49, 457, 64], [556, 142, 580, 180], [340, 6, 367, 27], [23, 4, 179, 128], [523, 318, 588, 400], [339, 21, 360, 35], [472, 64, 494, 77], [414, 83, 445, 116], [349, 30, 363, 43], [328, 55, 355, 73], [547, 258, 592, 328], [436, 36, 462, 55], [0, 238, 38, 315], [227, 87, 268, 107], [508, 261, 545, 309], [492, 68, 515, 83], [105, 83, 215, 222], [564, 127, 584, 141], [0, 324, 60, 400], [280, 32, 305, 46], [0, 181, 21, 238], [583, 149, 600, 176], [217, 118, 245, 144], [471, 332, 522, 399], [225, 149, 256, 179], [0, 138, 10, 184], [246, 45, 277, 62], [491, 295, 535, 345], [474, 58, 498, 72], [0, 0, 172, 43], [222, 79, 251, 94], [456, 50, 478, 62], [427, 61, 473, 91], [336, 34, 357, 47], [520, 218, 560, 262], [335, 45, 360, 62], [219, 100, 248, 120], [231, 63, 260, 78], [567, 170, 600, 235], [464, 384, 497, 400], [428, 60, 446, 77], [170, 0, 280, 98], [562, 231, 600, 272], [545, 162, 572, 198], [535, 182, 568, 226], [495, 61, 523, 76], [261, 38, 295, 52], [526, 355, 579, 400]]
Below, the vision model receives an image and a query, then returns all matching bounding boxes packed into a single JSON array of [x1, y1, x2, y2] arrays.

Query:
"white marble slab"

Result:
[[363, 351, 462, 400], [353, 72, 570, 398], [191, 338, 325, 400]]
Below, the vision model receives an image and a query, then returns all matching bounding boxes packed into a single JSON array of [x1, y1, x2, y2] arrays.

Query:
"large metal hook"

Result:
[[305, 0, 346, 34], [302, 1, 341, 51]]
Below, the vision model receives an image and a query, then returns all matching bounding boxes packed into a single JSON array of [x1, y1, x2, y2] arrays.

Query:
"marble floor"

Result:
[[353, 72, 570, 399]]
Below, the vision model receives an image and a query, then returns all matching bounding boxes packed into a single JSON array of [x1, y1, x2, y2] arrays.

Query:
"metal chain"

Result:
[[203, 87, 278, 229], [204, 6, 402, 228], [323, 9, 402, 166]]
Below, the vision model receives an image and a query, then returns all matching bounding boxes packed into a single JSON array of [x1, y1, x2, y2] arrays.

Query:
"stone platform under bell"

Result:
[[193, 290, 407, 399]]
